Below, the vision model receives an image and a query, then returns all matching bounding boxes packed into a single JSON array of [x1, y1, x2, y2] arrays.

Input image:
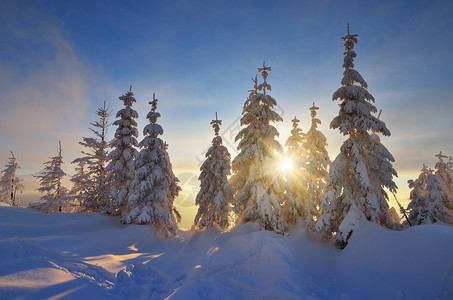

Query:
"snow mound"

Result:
[[0, 206, 452, 299]]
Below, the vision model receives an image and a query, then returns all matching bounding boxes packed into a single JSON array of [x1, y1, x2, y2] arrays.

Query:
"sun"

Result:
[[280, 157, 294, 173]]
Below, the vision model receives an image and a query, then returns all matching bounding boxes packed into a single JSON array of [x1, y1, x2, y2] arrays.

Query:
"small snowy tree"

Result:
[[230, 63, 287, 233], [126, 94, 181, 237], [314, 25, 398, 248], [303, 103, 331, 228], [407, 165, 451, 225], [74, 100, 111, 212], [434, 151, 453, 212], [194, 113, 234, 231], [104, 87, 138, 216], [68, 158, 90, 212], [282, 116, 308, 224], [31, 141, 69, 213], [0, 151, 23, 206], [388, 207, 400, 224]]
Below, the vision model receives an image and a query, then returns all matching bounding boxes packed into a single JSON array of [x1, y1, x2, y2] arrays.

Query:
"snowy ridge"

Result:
[[1, 206, 453, 299]]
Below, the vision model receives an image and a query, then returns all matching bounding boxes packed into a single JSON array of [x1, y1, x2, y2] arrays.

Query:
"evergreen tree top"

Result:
[[421, 163, 429, 173], [339, 23, 368, 88], [342, 23, 359, 52], [287, 116, 303, 144], [291, 116, 300, 128], [146, 93, 161, 125], [248, 75, 258, 97], [2, 151, 20, 173], [257, 61, 272, 95], [119, 85, 136, 108], [210, 112, 222, 136], [286, 116, 304, 151], [435, 151, 448, 162], [310, 102, 319, 119], [9, 150, 15, 161], [309, 102, 321, 129], [150, 93, 158, 112], [89, 100, 110, 139]]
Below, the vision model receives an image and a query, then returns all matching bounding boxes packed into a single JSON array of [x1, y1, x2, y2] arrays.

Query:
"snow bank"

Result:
[[0, 206, 452, 299]]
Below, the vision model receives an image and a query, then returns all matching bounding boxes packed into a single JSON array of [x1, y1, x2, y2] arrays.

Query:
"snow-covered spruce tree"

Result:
[[74, 100, 111, 212], [194, 113, 234, 231], [104, 87, 138, 216], [388, 206, 400, 224], [407, 165, 451, 225], [230, 62, 287, 233], [0, 151, 23, 206], [403, 164, 428, 227], [283, 116, 308, 224], [314, 25, 398, 248], [303, 103, 331, 228], [434, 151, 453, 212], [68, 158, 90, 212], [31, 141, 69, 213], [126, 94, 181, 237]]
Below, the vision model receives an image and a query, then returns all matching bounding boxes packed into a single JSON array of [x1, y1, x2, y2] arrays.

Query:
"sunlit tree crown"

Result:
[[231, 62, 287, 233], [126, 93, 181, 236], [434, 151, 453, 213], [285, 116, 304, 154], [104, 86, 139, 216], [119, 85, 136, 108], [314, 25, 397, 249], [194, 113, 233, 231], [302, 102, 330, 228], [331, 24, 389, 138]]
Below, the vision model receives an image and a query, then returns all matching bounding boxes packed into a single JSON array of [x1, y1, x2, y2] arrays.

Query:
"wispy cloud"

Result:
[[0, 2, 92, 174]]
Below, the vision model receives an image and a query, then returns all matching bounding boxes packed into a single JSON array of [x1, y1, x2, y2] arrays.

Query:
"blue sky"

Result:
[[1, 0, 452, 226]]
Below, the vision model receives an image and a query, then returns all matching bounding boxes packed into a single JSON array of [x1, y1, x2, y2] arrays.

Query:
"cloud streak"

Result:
[[0, 2, 92, 174]]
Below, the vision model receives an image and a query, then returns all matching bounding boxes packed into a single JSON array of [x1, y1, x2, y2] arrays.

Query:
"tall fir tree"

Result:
[[126, 94, 181, 237], [31, 141, 69, 213], [230, 62, 287, 233], [194, 113, 234, 231], [407, 165, 451, 225], [303, 103, 331, 228], [283, 116, 308, 224], [0, 151, 23, 206], [104, 87, 138, 216], [74, 100, 111, 212], [434, 151, 453, 212], [314, 25, 397, 248]]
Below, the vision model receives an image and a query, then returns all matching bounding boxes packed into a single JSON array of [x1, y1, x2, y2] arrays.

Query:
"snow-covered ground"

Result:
[[0, 206, 452, 299]]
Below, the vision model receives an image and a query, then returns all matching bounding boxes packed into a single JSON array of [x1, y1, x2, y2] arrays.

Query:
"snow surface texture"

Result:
[[1, 206, 452, 299]]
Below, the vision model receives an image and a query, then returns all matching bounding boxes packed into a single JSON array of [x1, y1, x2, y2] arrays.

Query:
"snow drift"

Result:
[[0, 206, 452, 299]]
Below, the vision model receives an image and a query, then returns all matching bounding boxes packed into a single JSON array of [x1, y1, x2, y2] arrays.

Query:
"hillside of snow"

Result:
[[1, 206, 452, 299]]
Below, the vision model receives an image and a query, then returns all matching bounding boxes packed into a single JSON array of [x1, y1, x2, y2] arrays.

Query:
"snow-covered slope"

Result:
[[0, 206, 452, 299]]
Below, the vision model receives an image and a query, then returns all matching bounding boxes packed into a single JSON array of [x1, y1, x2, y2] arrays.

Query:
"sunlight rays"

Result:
[[279, 157, 294, 173]]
